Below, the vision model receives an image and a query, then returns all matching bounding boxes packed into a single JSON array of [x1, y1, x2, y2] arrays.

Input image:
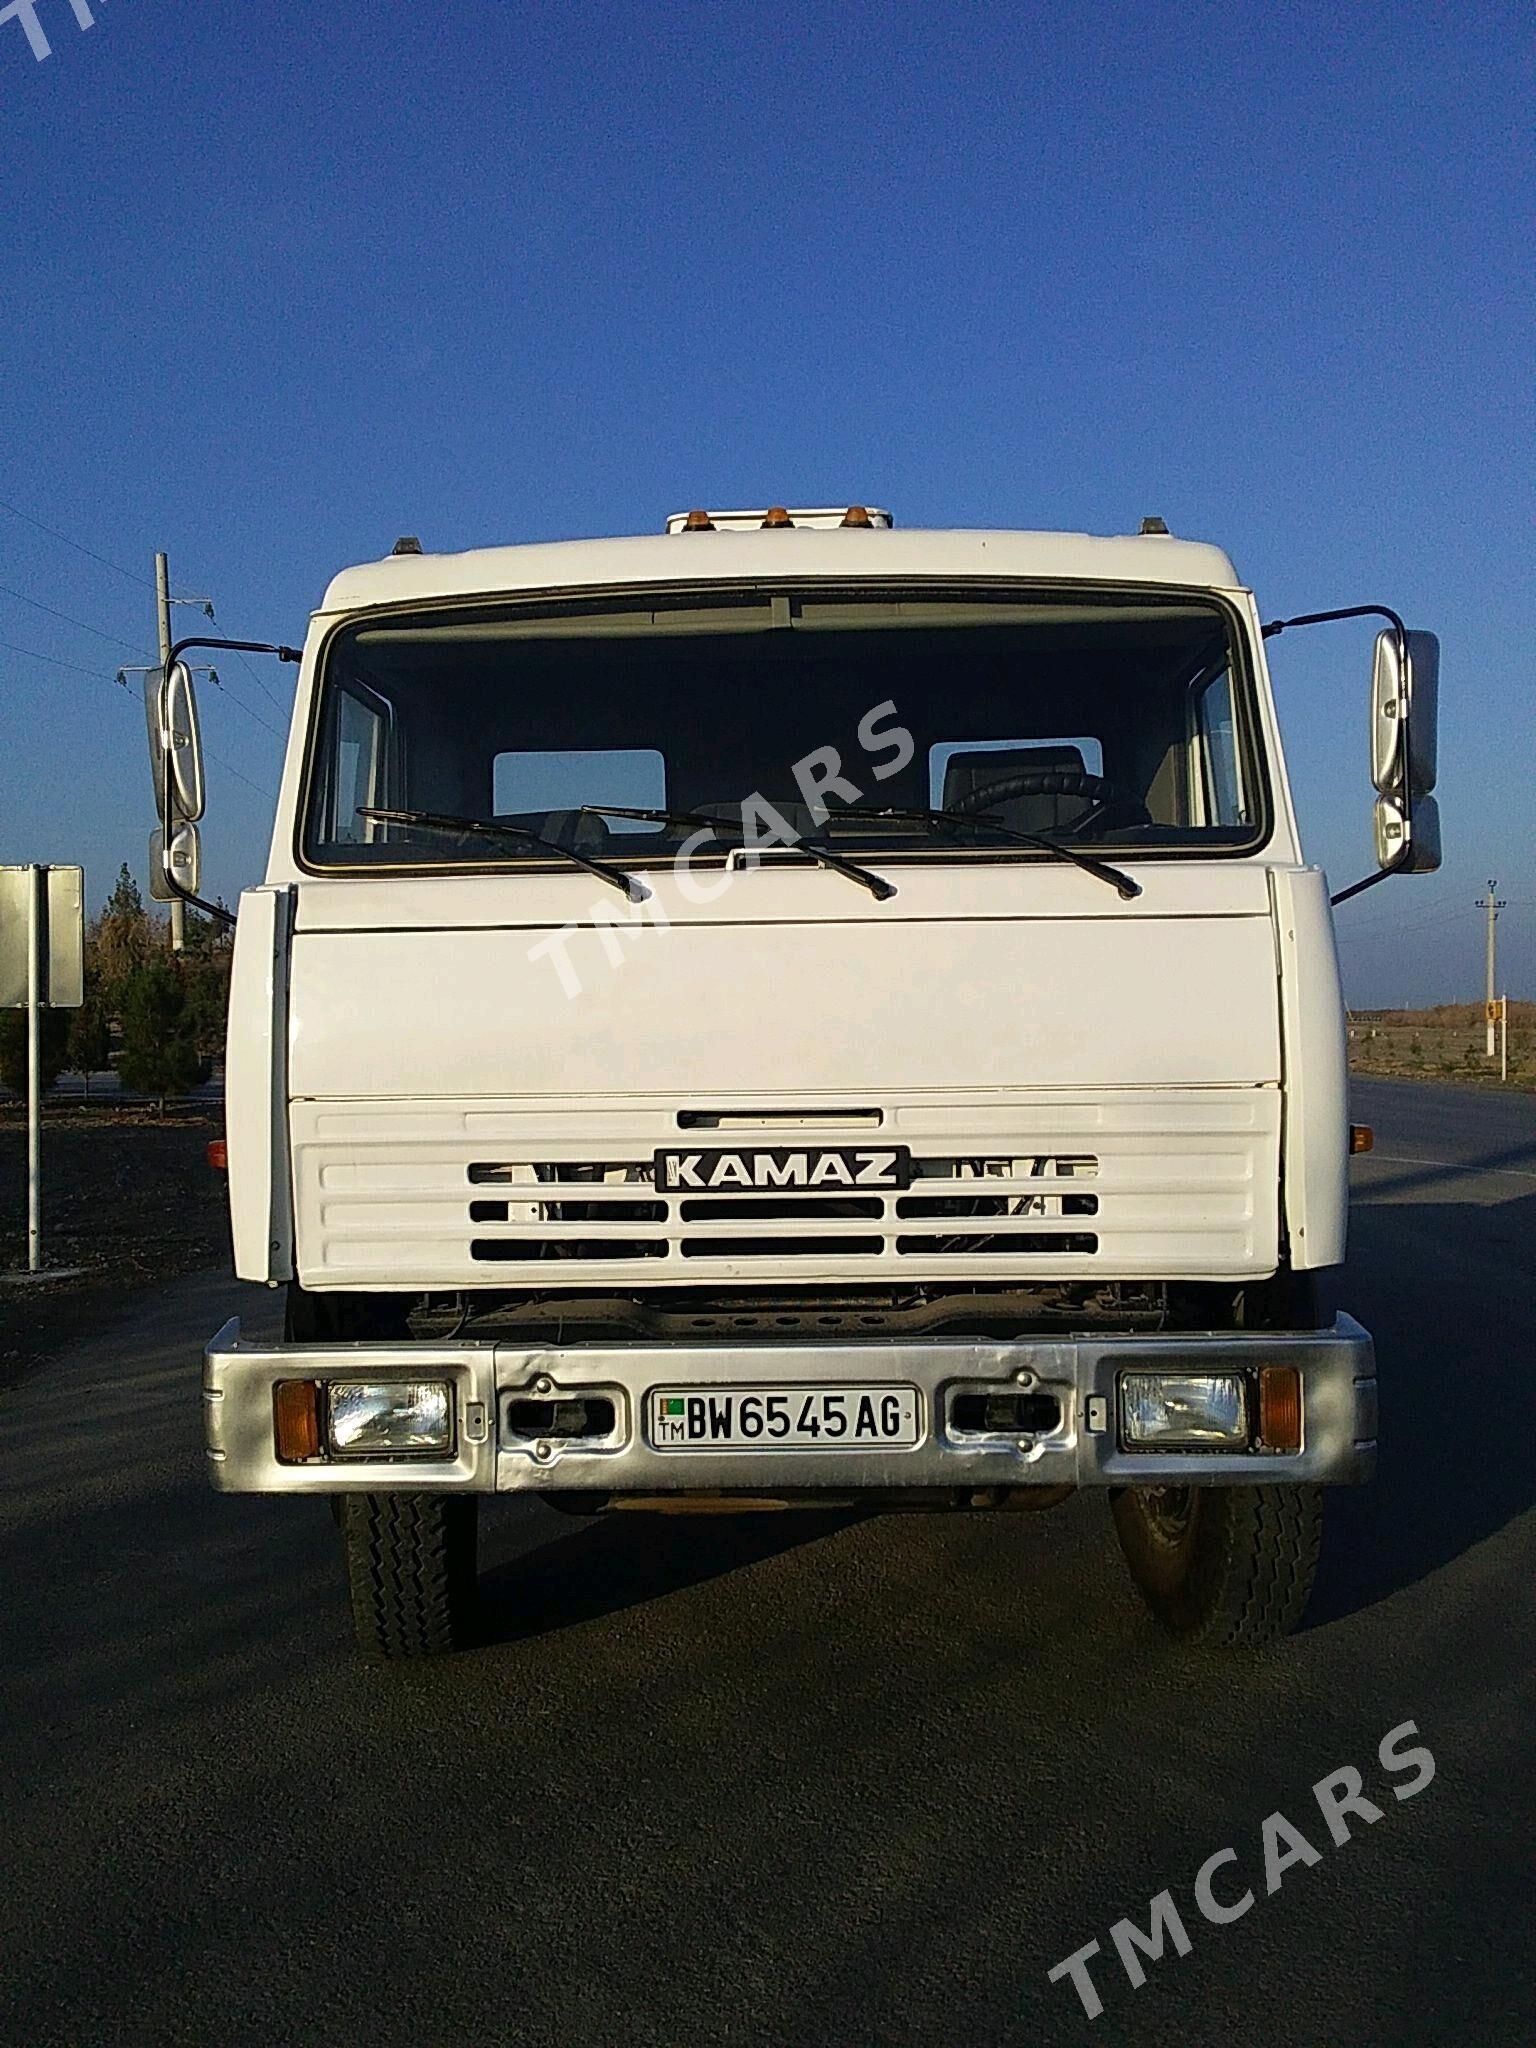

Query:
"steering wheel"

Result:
[[946, 768, 1150, 836]]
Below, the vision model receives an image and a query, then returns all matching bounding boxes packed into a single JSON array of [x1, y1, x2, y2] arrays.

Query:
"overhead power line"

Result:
[[203, 668, 286, 741], [1, 493, 293, 733], [205, 602, 292, 717], [0, 636, 103, 677], [0, 493, 141, 585], [0, 580, 146, 655]]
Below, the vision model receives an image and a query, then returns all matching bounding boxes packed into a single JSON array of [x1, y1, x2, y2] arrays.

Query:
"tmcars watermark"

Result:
[[2, 0, 106, 64], [526, 699, 915, 999], [1047, 1719, 1436, 2022]]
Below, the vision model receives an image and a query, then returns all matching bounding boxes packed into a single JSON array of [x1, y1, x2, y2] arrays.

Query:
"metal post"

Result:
[[157, 551, 186, 954], [27, 863, 42, 1273], [1477, 880, 1504, 1058], [1484, 882, 1496, 1057]]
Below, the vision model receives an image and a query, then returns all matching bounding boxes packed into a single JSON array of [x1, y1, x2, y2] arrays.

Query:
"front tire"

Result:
[[1110, 1483, 1321, 1649], [338, 1493, 480, 1658]]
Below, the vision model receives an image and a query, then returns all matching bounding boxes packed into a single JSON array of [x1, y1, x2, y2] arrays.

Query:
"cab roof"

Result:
[[318, 526, 1242, 616]]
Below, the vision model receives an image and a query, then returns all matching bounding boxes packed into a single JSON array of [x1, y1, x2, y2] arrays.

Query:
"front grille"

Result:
[[461, 1153, 1102, 1264], [294, 1091, 1277, 1287]]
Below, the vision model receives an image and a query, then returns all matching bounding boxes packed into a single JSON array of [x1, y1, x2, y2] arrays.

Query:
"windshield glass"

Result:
[[300, 588, 1266, 870]]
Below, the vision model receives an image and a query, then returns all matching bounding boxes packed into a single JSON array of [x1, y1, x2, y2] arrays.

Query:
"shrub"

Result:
[[117, 956, 203, 1112], [0, 1006, 70, 1097]]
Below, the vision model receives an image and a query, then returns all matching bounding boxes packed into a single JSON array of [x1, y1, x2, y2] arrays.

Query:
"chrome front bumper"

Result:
[[204, 1315, 1376, 1494]]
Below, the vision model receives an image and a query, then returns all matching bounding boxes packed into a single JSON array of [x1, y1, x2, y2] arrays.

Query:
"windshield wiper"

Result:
[[829, 806, 1141, 901], [581, 805, 896, 902], [356, 807, 643, 898]]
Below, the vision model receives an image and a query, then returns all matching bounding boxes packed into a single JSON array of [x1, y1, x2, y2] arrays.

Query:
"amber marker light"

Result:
[[841, 505, 874, 527], [274, 1381, 323, 1462], [1258, 1366, 1303, 1454], [1350, 1124, 1374, 1154], [761, 506, 794, 527], [681, 508, 715, 530]]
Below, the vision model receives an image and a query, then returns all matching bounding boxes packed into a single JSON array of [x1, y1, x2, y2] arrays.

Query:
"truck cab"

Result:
[[192, 508, 1441, 1657]]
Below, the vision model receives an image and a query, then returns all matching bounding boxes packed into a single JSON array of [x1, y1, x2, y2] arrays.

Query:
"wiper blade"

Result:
[[831, 806, 1141, 901], [356, 807, 643, 899], [582, 805, 896, 902]]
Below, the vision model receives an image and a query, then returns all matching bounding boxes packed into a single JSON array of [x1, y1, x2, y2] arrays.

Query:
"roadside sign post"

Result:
[[1, 865, 85, 1280]]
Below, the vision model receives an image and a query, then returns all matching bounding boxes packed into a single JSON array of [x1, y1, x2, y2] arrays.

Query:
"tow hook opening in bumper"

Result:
[[505, 1395, 618, 1442], [947, 1389, 1063, 1439]]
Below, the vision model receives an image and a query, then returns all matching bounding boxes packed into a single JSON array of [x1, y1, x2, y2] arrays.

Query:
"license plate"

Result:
[[648, 1385, 922, 1451], [654, 1145, 912, 1193]]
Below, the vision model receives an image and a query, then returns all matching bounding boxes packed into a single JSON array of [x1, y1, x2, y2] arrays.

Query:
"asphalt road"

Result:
[[2, 1078, 1532, 2046]]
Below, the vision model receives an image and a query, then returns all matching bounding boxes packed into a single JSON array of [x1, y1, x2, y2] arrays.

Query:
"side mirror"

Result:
[[1374, 791, 1441, 873], [1370, 628, 1440, 872], [148, 821, 203, 902], [146, 660, 206, 826]]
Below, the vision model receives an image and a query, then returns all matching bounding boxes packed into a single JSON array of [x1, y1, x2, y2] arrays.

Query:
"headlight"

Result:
[[1119, 1372, 1248, 1449], [327, 1381, 454, 1456]]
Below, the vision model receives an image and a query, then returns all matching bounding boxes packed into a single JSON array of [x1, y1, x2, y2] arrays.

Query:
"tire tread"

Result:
[[1112, 1483, 1322, 1650], [340, 1493, 478, 1658]]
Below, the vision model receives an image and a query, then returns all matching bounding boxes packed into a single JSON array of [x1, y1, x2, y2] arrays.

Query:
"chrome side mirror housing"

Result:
[[146, 660, 207, 827], [1370, 628, 1440, 873], [148, 820, 203, 902]]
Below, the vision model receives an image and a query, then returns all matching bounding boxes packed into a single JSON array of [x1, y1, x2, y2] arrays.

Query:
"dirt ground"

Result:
[[1349, 1023, 1535, 1090], [0, 1106, 232, 1387]]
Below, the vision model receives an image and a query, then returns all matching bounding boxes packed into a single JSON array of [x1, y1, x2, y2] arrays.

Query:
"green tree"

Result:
[[179, 904, 234, 1065], [117, 956, 203, 1113], [0, 1006, 71, 1096], [92, 863, 158, 1011], [64, 987, 112, 1094]]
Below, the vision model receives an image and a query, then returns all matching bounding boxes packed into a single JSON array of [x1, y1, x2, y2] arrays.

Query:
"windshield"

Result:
[[300, 587, 1267, 871]]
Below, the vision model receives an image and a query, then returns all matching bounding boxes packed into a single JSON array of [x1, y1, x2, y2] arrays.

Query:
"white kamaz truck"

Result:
[[164, 507, 1440, 1657]]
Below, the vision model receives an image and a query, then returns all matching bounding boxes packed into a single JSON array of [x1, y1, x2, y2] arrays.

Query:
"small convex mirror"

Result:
[[1371, 629, 1440, 798], [146, 660, 206, 825], [149, 820, 203, 901], [1374, 791, 1442, 874]]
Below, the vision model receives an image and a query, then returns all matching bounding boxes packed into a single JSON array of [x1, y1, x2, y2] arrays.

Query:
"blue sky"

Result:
[[1, 0, 1529, 1003]]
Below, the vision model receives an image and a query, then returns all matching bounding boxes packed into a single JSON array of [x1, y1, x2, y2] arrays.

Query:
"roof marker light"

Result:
[[681, 509, 715, 531], [761, 507, 795, 528], [841, 505, 874, 528], [391, 536, 424, 555], [1139, 517, 1170, 536]]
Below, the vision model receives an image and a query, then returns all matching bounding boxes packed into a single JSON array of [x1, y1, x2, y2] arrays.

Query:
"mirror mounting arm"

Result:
[[168, 635, 303, 666], [157, 637, 302, 929], [1260, 604, 1415, 908], [1262, 603, 1407, 647]]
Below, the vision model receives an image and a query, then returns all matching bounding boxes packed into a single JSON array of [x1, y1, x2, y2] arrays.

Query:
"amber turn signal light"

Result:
[[1350, 1124, 1374, 1154], [1258, 1366, 1303, 1454], [274, 1381, 322, 1462]]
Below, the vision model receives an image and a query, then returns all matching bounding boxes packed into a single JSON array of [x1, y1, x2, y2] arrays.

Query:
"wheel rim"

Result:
[[1139, 1486, 1196, 1547]]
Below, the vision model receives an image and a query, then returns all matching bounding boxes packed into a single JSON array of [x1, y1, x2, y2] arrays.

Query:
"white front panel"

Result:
[[292, 1089, 1281, 1288], [226, 887, 294, 1282], [1273, 866, 1349, 1267], [288, 911, 1280, 1101]]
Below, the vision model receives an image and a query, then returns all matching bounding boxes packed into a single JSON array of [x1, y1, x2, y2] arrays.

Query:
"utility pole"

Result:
[[1477, 879, 1505, 1058], [155, 552, 186, 954]]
